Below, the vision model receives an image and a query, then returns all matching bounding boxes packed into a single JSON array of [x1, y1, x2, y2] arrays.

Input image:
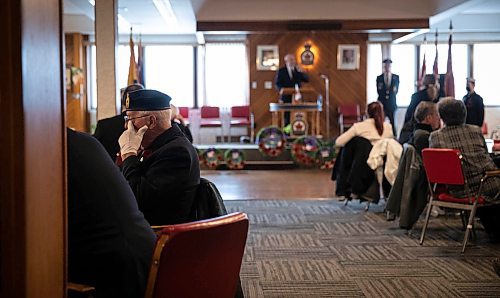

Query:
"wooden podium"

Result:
[[270, 86, 322, 136]]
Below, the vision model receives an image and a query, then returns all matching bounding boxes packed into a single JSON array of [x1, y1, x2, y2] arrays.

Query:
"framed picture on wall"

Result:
[[256, 45, 279, 71], [337, 44, 360, 70]]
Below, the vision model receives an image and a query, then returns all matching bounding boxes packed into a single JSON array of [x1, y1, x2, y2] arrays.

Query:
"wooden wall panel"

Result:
[[248, 32, 367, 138], [0, 0, 65, 297]]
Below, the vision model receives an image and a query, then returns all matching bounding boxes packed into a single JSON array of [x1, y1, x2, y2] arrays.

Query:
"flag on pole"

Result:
[[432, 29, 439, 84], [444, 22, 455, 97], [137, 35, 145, 86], [127, 28, 139, 85], [417, 36, 427, 89]]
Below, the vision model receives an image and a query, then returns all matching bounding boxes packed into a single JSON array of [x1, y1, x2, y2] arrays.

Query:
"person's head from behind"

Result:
[[284, 54, 296, 68], [414, 101, 440, 130], [423, 74, 439, 100], [124, 89, 172, 148], [438, 98, 466, 127], [121, 83, 144, 112], [367, 101, 385, 136]]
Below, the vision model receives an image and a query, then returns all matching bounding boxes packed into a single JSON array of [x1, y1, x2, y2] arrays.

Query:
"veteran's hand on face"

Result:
[[119, 124, 148, 160]]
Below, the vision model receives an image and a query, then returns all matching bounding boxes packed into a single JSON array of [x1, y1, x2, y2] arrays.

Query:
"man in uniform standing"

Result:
[[463, 77, 485, 127], [118, 89, 200, 225], [377, 58, 399, 135]]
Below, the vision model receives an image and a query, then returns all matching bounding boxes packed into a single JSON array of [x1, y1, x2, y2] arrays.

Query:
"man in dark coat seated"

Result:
[[93, 83, 144, 161], [118, 89, 200, 225], [67, 128, 156, 298]]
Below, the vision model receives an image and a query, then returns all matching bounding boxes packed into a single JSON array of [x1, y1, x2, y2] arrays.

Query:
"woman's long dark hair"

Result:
[[367, 102, 385, 136]]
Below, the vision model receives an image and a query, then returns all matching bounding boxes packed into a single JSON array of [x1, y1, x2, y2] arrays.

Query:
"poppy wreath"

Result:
[[195, 147, 204, 163], [291, 136, 320, 167], [202, 147, 223, 169], [256, 126, 286, 157], [315, 140, 336, 169], [224, 149, 246, 170]]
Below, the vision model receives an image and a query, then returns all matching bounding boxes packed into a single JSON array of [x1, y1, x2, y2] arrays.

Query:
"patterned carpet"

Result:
[[225, 200, 500, 297]]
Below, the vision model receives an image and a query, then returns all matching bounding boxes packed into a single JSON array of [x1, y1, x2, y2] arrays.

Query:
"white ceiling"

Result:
[[63, 0, 500, 43]]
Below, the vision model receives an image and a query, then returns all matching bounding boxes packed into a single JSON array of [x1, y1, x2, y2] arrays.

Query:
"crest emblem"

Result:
[[125, 94, 130, 109]]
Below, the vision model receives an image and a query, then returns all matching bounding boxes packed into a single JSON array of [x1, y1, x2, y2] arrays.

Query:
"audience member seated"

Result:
[[399, 75, 441, 144], [335, 101, 394, 147], [386, 102, 441, 228], [93, 83, 144, 161], [170, 104, 193, 143], [118, 89, 200, 226], [333, 102, 394, 202], [67, 128, 156, 298], [430, 98, 500, 241]]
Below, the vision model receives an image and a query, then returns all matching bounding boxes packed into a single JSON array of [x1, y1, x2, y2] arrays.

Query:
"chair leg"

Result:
[[420, 201, 434, 245], [461, 206, 478, 253]]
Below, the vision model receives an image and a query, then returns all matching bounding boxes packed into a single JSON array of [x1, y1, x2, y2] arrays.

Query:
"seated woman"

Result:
[[333, 102, 394, 202], [335, 101, 394, 147]]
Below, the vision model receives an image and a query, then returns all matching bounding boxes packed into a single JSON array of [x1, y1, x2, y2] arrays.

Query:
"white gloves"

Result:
[[119, 124, 148, 157]]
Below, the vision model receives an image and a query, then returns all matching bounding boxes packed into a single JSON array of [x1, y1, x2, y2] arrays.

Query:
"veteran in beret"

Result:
[[118, 89, 200, 225]]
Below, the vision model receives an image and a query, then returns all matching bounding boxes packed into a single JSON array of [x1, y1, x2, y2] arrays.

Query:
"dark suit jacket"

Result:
[[463, 92, 485, 127], [275, 67, 309, 102], [67, 128, 156, 298], [376, 73, 399, 111], [122, 125, 201, 225], [93, 114, 125, 161]]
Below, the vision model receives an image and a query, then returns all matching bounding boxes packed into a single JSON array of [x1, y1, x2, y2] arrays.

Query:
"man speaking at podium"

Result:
[[275, 53, 309, 127]]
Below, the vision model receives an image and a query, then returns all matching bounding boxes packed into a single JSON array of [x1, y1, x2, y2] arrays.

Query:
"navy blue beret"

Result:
[[125, 89, 171, 111], [382, 58, 392, 64]]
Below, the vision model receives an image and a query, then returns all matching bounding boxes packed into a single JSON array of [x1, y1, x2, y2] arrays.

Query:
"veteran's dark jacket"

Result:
[[67, 128, 155, 298], [463, 91, 485, 127], [376, 73, 399, 112], [122, 124, 200, 226]]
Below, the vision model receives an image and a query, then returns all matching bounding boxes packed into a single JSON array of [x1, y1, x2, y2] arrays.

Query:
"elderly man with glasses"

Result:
[[118, 89, 200, 225]]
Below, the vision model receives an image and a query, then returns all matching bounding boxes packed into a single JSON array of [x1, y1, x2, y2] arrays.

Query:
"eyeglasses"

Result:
[[124, 114, 151, 122]]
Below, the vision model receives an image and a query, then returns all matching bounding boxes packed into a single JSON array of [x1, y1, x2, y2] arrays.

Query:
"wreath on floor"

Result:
[[224, 149, 246, 170], [202, 147, 223, 169], [256, 126, 286, 157], [316, 140, 336, 169], [291, 136, 320, 167]]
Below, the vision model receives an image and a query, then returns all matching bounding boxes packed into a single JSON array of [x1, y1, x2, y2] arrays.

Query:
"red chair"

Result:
[[230, 105, 254, 143], [200, 106, 224, 142], [338, 104, 361, 134], [420, 148, 500, 252], [178, 107, 190, 124], [145, 212, 249, 298]]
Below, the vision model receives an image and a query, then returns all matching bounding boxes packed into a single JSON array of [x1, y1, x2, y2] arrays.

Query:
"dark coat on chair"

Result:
[[93, 113, 125, 161], [122, 124, 201, 226], [67, 128, 156, 298], [332, 137, 375, 197], [386, 144, 428, 229]]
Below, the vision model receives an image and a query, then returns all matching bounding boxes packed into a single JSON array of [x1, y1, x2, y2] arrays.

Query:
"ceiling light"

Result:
[[152, 0, 177, 24]]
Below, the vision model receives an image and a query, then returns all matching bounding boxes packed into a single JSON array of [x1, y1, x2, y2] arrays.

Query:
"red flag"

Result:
[[444, 32, 455, 97], [418, 52, 427, 89], [127, 28, 138, 85], [137, 36, 145, 86]]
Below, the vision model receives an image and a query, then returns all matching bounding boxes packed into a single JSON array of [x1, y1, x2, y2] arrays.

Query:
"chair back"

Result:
[[145, 212, 249, 298], [338, 104, 360, 119], [231, 106, 250, 119], [421, 148, 464, 185], [201, 106, 220, 119], [178, 107, 189, 119]]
